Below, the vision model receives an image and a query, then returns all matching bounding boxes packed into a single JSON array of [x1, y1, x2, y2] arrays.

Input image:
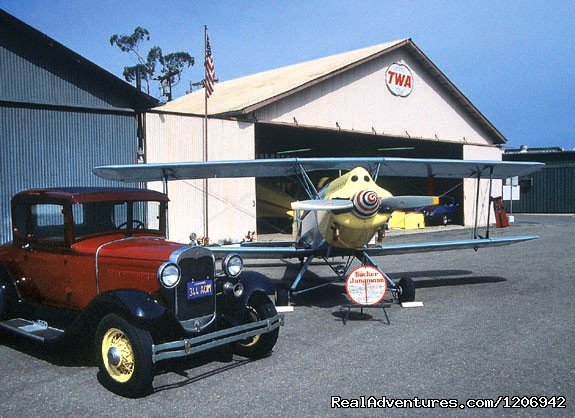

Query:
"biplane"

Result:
[[94, 157, 543, 305]]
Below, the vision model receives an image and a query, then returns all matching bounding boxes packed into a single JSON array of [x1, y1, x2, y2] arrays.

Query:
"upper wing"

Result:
[[93, 157, 543, 182]]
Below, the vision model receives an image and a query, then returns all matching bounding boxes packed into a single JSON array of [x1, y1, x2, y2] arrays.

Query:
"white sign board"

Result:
[[345, 266, 388, 305], [503, 178, 520, 201]]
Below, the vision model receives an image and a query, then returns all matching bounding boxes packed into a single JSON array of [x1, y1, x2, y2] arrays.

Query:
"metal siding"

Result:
[[207, 119, 257, 243], [144, 113, 205, 243], [511, 166, 575, 213], [145, 113, 256, 243], [1, 28, 137, 109], [0, 106, 137, 242], [0, 18, 150, 244]]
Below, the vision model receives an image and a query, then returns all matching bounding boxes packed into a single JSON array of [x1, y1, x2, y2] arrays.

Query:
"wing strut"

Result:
[[485, 166, 494, 239], [472, 166, 495, 240], [473, 171, 482, 239], [371, 163, 381, 180], [296, 163, 319, 199]]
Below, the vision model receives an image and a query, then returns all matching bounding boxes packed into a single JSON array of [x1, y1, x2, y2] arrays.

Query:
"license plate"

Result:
[[186, 279, 213, 300]]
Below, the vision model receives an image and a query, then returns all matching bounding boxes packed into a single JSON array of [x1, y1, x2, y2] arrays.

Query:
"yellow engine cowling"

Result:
[[318, 167, 392, 248]]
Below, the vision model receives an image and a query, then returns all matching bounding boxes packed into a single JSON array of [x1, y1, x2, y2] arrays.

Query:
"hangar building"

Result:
[[144, 39, 506, 243], [504, 146, 575, 213], [0, 9, 157, 243]]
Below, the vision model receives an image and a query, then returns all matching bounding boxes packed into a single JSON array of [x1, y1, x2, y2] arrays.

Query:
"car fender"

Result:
[[236, 270, 275, 306], [87, 290, 168, 322]]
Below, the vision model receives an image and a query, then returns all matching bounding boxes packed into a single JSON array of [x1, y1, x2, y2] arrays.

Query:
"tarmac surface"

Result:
[[1, 215, 573, 417]]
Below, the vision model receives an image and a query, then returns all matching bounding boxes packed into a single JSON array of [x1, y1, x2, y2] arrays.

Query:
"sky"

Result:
[[1, 0, 574, 150]]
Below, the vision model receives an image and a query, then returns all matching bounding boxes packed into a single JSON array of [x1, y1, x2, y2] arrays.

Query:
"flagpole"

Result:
[[203, 25, 209, 241]]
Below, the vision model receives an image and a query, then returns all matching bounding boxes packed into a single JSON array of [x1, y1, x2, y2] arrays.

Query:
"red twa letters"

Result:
[[387, 70, 412, 88]]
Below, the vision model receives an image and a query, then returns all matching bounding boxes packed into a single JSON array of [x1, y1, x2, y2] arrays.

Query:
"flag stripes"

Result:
[[205, 32, 215, 97]]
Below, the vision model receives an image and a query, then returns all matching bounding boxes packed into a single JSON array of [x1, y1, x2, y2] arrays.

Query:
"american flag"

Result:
[[204, 32, 216, 97]]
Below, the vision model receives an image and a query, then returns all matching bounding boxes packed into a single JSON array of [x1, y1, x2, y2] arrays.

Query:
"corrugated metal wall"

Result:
[[145, 112, 256, 243], [509, 165, 575, 213], [0, 107, 137, 242], [1, 19, 137, 109], [0, 14, 147, 243]]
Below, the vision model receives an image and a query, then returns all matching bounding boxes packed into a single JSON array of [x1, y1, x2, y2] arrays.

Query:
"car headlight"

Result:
[[222, 254, 243, 278], [157, 262, 181, 288]]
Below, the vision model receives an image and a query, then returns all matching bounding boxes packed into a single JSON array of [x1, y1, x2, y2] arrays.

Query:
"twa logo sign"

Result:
[[385, 63, 413, 97]]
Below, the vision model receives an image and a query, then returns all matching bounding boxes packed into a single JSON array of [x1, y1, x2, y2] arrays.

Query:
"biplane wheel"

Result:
[[397, 277, 415, 303], [275, 286, 290, 307], [442, 215, 449, 225]]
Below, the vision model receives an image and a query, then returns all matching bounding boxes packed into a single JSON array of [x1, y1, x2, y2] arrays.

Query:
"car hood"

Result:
[[73, 234, 187, 262]]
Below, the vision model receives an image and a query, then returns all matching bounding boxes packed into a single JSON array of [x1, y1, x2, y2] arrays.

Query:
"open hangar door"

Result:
[[254, 123, 464, 234]]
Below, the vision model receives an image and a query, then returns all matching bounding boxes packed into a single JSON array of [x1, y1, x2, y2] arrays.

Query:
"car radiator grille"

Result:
[[174, 255, 216, 322]]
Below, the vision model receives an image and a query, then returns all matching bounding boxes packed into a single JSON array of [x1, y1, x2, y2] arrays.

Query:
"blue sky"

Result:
[[2, 0, 574, 150]]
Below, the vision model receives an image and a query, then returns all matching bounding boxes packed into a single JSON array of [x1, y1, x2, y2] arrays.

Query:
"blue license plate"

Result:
[[187, 279, 214, 300]]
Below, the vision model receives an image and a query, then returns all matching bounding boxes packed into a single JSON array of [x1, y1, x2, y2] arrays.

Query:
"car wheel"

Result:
[[95, 314, 154, 398], [397, 277, 416, 303], [233, 296, 279, 359]]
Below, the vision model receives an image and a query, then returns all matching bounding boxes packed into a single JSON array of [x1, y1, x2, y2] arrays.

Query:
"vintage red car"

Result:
[[0, 187, 283, 397]]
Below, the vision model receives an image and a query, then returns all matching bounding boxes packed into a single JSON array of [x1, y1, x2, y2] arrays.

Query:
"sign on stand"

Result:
[[341, 265, 391, 325], [345, 265, 388, 305]]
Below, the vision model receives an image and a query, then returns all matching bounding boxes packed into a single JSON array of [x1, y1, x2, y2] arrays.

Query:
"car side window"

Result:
[[30, 204, 66, 242]]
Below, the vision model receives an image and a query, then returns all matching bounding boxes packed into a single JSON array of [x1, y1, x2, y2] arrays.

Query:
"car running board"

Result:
[[0, 318, 64, 342]]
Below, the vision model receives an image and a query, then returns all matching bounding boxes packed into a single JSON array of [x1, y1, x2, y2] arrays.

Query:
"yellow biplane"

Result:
[[94, 157, 542, 304]]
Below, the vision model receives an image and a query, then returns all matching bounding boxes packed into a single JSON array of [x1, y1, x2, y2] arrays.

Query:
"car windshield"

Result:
[[72, 200, 164, 238]]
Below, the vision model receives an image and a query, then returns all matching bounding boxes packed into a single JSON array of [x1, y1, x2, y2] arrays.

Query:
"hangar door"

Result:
[[254, 123, 464, 234]]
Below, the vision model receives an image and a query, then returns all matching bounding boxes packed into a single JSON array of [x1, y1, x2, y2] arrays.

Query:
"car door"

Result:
[[14, 202, 73, 308]]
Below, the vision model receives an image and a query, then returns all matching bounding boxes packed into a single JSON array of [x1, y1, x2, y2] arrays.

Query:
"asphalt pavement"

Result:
[[0, 215, 573, 417]]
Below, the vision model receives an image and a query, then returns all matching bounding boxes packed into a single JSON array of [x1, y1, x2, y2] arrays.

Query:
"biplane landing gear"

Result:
[[396, 277, 416, 303], [334, 264, 347, 276], [275, 285, 290, 307]]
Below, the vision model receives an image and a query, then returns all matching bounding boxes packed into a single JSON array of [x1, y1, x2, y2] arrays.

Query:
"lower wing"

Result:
[[208, 235, 537, 259], [364, 235, 538, 256]]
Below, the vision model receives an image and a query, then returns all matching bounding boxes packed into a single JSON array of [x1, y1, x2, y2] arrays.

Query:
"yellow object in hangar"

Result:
[[388, 211, 425, 230]]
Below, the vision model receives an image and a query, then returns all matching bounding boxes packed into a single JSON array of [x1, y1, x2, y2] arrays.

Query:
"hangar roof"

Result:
[[156, 38, 506, 144], [0, 8, 158, 111]]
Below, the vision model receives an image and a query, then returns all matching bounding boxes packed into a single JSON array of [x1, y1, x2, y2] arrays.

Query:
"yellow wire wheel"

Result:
[[232, 297, 279, 359], [101, 327, 135, 383], [237, 307, 261, 348], [95, 313, 153, 397]]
